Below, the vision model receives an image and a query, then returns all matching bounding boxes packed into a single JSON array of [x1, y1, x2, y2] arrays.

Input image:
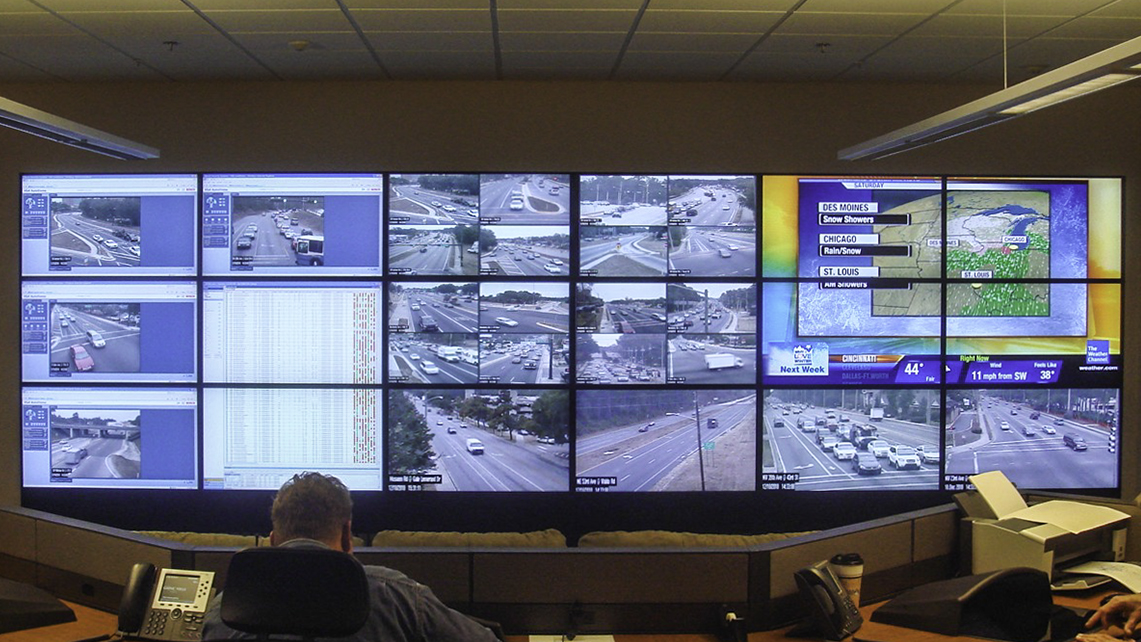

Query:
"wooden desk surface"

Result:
[[0, 600, 116, 642], [0, 590, 1111, 642]]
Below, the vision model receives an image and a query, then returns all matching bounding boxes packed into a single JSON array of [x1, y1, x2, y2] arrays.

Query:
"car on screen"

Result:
[[70, 345, 94, 371], [852, 452, 882, 475], [1000, 421, 1011, 431], [236, 237, 252, 249], [868, 440, 891, 458], [820, 436, 839, 452], [1063, 434, 1088, 451], [543, 264, 561, 273], [420, 360, 440, 375], [86, 330, 106, 348], [888, 445, 921, 470], [915, 445, 941, 465], [1042, 424, 1057, 435], [718, 248, 731, 258], [495, 317, 519, 327], [93, 234, 104, 242], [60, 319, 69, 327], [833, 442, 857, 461]]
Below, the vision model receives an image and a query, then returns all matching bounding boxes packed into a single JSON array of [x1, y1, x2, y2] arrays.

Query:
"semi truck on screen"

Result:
[[704, 353, 744, 370], [847, 423, 879, 450], [869, 407, 884, 422]]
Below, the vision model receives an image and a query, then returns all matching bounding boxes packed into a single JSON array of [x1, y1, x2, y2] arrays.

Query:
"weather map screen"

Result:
[[761, 174, 1122, 493]]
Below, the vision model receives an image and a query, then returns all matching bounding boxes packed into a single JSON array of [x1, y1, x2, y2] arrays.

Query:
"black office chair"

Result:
[[219, 547, 370, 642]]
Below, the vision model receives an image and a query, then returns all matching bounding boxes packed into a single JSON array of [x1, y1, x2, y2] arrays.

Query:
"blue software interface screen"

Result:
[[22, 387, 198, 489], [21, 281, 197, 383], [21, 174, 199, 277], [201, 173, 384, 276]]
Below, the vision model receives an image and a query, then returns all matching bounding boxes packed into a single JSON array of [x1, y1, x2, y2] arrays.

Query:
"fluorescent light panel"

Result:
[[839, 34, 1141, 161], [0, 96, 158, 160]]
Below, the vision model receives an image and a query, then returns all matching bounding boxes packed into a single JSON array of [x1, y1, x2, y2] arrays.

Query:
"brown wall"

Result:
[[0, 79, 1136, 509]]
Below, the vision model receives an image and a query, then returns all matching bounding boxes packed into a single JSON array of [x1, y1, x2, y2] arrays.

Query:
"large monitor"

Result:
[[22, 174, 198, 277], [16, 171, 1125, 535], [201, 173, 384, 276], [22, 387, 198, 489], [21, 281, 197, 383]]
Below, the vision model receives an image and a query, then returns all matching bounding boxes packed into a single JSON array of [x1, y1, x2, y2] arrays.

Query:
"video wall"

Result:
[[19, 173, 1122, 501]]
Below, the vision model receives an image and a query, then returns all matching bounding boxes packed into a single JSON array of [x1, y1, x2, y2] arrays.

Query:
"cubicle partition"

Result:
[[0, 503, 959, 633]]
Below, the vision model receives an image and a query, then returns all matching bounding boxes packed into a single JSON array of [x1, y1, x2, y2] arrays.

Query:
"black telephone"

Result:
[[792, 560, 863, 641], [118, 563, 216, 641]]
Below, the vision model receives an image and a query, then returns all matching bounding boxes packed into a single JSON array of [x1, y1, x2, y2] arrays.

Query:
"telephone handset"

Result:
[[118, 563, 215, 641], [792, 560, 863, 641]]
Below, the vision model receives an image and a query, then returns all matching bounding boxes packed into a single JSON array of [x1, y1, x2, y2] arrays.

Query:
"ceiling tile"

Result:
[[649, 0, 797, 9], [944, 0, 1115, 17], [0, 12, 83, 36], [1001, 36, 1128, 69], [626, 32, 759, 53], [1, 34, 168, 80], [344, 0, 486, 7], [496, 9, 638, 32], [752, 33, 897, 58], [799, 0, 955, 11], [497, 0, 642, 8], [0, 52, 59, 79], [348, 9, 492, 32], [382, 50, 495, 79], [1041, 16, 1141, 40], [907, 13, 1073, 38], [499, 31, 626, 52], [201, 9, 354, 32], [228, 32, 366, 52], [857, 36, 1007, 79], [37, 0, 187, 10], [364, 30, 492, 52], [502, 50, 617, 69], [775, 11, 931, 35], [638, 10, 786, 34], [126, 32, 276, 79], [190, 0, 339, 9], [1090, 0, 1141, 18], [55, 10, 216, 38]]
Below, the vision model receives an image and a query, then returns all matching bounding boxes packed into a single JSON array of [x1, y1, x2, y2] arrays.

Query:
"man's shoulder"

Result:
[[363, 564, 425, 592]]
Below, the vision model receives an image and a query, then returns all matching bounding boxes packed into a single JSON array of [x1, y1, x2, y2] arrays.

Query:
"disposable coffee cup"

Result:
[[829, 553, 864, 605]]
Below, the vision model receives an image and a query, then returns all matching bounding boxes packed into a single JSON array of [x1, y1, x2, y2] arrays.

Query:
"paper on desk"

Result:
[[1009, 500, 1128, 534], [969, 471, 1028, 518], [1064, 562, 1141, 593]]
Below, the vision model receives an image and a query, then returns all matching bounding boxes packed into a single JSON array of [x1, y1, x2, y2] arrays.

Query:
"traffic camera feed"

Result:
[[389, 334, 479, 385], [478, 282, 570, 334], [388, 224, 478, 275], [479, 226, 571, 276], [944, 390, 1118, 491], [387, 389, 569, 492], [229, 196, 326, 268], [480, 174, 570, 225], [479, 334, 568, 385], [50, 408, 141, 480], [49, 197, 142, 268], [50, 303, 141, 375], [762, 389, 941, 491], [388, 282, 480, 335], [575, 389, 756, 492]]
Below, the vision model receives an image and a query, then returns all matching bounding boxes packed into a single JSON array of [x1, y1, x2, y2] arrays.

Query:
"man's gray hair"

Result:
[[271, 472, 352, 543]]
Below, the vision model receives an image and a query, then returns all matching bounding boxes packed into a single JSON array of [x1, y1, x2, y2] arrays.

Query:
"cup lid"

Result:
[[830, 553, 863, 565]]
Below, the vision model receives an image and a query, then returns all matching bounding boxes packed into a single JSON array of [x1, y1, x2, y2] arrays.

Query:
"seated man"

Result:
[[202, 472, 498, 641], [1080, 594, 1141, 641]]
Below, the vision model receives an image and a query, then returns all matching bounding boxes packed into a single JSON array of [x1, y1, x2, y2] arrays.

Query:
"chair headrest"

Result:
[[221, 546, 370, 638]]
